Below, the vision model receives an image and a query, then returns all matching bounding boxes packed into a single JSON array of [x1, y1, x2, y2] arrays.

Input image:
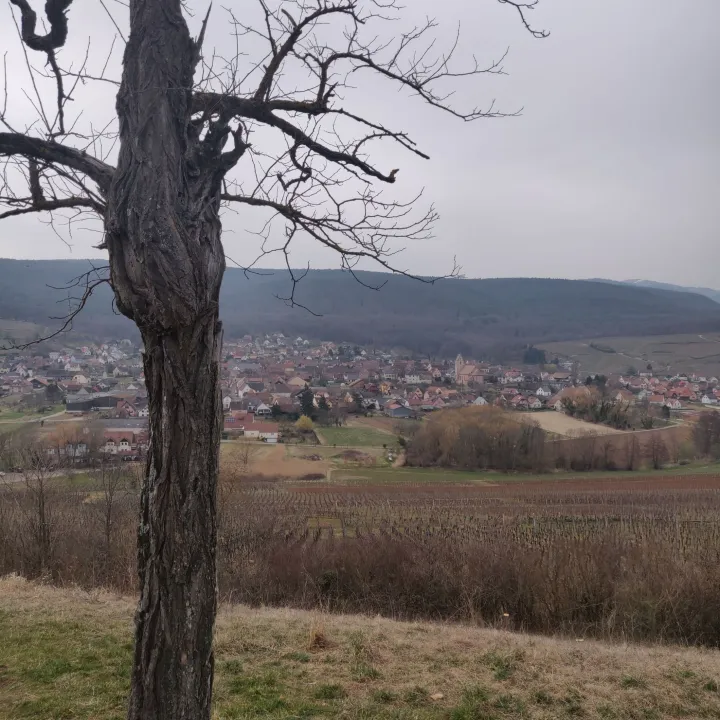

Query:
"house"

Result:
[[536, 387, 552, 398], [473, 396, 488, 406], [101, 426, 148, 456], [501, 370, 524, 385], [243, 420, 280, 441], [664, 399, 683, 410], [527, 396, 542, 410], [648, 394, 666, 405], [102, 438, 132, 455], [384, 405, 413, 418], [222, 395, 232, 411], [614, 389, 635, 404], [701, 395, 718, 405], [286, 376, 308, 389], [117, 399, 138, 417]]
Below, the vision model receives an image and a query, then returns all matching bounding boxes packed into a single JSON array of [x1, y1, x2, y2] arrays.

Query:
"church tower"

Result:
[[455, 354, 464, 381]]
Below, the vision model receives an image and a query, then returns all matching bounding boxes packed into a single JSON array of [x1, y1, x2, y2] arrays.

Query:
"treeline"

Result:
[[561, 387, 638, 429], [405, 407, 548, 472], [405, 407, 699, 472]]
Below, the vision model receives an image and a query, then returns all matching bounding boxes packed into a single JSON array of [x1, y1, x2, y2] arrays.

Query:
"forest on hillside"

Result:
[[1, 260, 719, 358]]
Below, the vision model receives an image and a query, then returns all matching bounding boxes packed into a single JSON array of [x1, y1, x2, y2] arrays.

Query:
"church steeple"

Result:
[[455, 354, 464, 380]]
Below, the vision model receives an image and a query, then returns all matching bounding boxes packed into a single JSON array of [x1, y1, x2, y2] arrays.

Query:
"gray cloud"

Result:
[[0, 0, 717, 286]]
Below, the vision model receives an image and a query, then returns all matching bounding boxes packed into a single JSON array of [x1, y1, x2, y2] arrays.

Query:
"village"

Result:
[[1, 332, 719, 459]]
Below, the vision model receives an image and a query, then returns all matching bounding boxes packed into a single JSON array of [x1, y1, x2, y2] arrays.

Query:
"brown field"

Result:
[[518, 411, 625, 437], [223, 442, 330, 478], [221, 441, 387, 478], [540, 332, 720, 376]]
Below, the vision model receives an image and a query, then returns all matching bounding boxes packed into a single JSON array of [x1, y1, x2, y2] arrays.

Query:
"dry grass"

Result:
[[222, 442, 331, 478], [2, 575, 720, 719], [518, 412, 625, 437]]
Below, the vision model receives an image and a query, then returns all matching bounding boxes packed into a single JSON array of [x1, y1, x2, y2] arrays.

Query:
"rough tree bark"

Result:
[[104, 1, 225, 716]]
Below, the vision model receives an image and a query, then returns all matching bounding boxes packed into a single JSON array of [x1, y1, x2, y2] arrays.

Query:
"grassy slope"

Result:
[[2, 577, 720, 720]]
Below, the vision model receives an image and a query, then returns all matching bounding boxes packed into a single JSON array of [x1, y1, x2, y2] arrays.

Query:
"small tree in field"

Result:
[[0, 0, 545, 716], [296, 414, 315, 433]]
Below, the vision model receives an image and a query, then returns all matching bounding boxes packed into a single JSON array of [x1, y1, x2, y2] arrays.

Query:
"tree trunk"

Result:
[[127, 321, 222, 720], [103, 1, 227, 717]]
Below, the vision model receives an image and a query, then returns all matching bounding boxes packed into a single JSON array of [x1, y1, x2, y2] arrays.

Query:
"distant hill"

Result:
[[2, 259, 720, 358], [592, 278, 720, 305]]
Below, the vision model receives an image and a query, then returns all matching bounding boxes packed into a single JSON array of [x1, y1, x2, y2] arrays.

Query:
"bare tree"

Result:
[[623, 433, 640, 471], [2, 441, 59, 577], [0, 1, 545, 717], [94, 455, 130, 577], [235, 442, 259, 475], [646, 432, 668, 471]]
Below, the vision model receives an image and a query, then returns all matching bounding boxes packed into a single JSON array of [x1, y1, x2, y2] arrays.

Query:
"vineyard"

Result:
[[214, 468, 720, 645], [227, 470, 720, 549], [3, 466, 720, 645]]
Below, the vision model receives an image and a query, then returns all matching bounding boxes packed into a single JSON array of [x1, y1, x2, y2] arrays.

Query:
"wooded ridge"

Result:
[[1, 259, 718, 357]]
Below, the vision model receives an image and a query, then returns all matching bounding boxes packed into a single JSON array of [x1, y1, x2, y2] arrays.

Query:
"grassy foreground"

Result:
[[2, 578, 720, 719]]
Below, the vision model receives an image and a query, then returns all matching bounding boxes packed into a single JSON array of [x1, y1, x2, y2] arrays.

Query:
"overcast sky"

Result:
[[0, 0, 718, 287]]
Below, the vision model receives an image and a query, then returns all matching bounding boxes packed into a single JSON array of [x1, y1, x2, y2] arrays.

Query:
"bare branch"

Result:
[[193, 92, 398, 182], [0, 195, 101, 219], [10, 0, 76, 136], [253, 2, 357, 102], [497, 0, 549, 39], [2, 265, 111, 350], [0, 133, 115, 192], [9, 0, 73, 53]]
